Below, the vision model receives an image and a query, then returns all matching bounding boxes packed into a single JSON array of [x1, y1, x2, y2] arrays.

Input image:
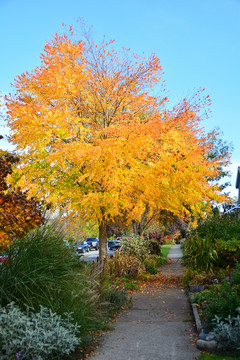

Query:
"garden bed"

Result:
[[189, 268, 240, 353], [189, 291, 218, 351]]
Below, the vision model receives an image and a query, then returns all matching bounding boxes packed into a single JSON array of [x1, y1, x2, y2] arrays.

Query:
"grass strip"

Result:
[[161, 245, 172, 258], [198, 353, 240, 360]]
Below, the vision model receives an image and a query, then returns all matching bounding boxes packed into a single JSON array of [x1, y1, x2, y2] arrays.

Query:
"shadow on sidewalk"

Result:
[[89, 248, 200, 360]]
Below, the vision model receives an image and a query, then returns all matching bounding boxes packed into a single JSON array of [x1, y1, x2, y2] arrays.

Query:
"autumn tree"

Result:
[[205, 128, 233, 191], [130, 113, 231, 236], [2, 24, 227, 262], [0, 137, 45, 251]]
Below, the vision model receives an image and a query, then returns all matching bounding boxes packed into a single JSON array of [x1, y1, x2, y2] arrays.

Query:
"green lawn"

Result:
[[198, 353, 240, 360], [161, 244, 172, 258]]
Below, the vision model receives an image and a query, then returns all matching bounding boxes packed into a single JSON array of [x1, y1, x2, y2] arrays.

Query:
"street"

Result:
[[79, 248, 116, 263], [81, 249, 99, 263]]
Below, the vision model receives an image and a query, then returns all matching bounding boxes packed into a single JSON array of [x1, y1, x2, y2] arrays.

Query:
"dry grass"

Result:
[[103, 252, 145, 278]]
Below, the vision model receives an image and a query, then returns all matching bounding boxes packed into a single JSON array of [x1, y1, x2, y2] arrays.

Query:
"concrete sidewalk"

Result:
[[167, 244, 183, 260], [90, 245, 200, 360]]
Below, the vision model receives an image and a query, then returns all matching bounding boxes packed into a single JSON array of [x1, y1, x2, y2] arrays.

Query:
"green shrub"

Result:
[[183, 212, 240, 272], [112, 276, 139, 291], [100, 276, 132, 316], [121, 277, 139, 291], [122, 234, 151, 261], [156, 256, 168, 266], [212, 308, 240, 350], [101, 285, 130, 313], [194, 282, 240, 326], [0, 222, 103, 337], [195, 212, 240, 241], [216, 238, 240, 267], [183, 235, 218, 272], [198, 354, 240, 360], [122, 234, 163, 262], [147, 234, 165, 253], [0, 302, 80, 359], [231, 261, 240, 285], [183, 267, 228, 287], [192, 288, 212, 305], [143, 256, 158, 274]]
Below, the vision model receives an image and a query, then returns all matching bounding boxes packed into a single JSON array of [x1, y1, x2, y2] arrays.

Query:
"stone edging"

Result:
[[189, 292, 218, 351]]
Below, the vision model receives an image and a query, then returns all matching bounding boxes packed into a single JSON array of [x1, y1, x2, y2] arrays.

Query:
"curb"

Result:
[[190, 295, 203, 334]]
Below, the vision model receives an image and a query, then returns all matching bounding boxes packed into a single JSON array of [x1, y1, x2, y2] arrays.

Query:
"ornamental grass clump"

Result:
[[0, 302, 80, 359], [0, 221, 103, 337], [103, 252, 145, 279], [183, 212, 240, 272], [182, 235, 218, 272]]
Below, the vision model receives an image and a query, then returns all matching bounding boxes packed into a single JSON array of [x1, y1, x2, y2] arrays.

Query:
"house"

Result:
[[236, 166, 240, 205], [223, 167, 240, 214]]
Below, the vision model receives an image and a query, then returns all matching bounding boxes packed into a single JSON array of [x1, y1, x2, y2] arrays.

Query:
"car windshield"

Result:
[[87, 238, 97, 241]]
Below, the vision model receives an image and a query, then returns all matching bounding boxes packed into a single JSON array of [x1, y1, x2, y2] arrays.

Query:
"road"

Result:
[[79, 248, 116, 263], [81, 249, 99, 263]]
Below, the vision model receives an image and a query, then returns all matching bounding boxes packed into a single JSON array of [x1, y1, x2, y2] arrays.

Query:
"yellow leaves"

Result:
[[3, 24, 228, 227]]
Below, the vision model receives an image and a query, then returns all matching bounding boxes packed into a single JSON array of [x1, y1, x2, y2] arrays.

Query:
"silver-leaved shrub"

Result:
[[0, 302, 80, 359], [212, 307, 240, 350]]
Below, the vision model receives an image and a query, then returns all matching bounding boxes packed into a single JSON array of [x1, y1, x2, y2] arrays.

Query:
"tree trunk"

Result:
[[132, 219, 144, 237], [99, 219, 108, 265], [132, 206, 150, 237]]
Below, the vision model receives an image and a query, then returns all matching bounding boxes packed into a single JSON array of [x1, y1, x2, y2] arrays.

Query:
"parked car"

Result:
[[85, 237, 99, 250], [76, 241, 90, 253], [107, 239, 124, 257], [72, 240, 81, 250], [108, 239, 122, 251]]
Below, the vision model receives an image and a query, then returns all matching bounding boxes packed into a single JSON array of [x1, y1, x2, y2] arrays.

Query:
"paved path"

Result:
[[90, 245, 200, 360], [167, 244, 183, 259]]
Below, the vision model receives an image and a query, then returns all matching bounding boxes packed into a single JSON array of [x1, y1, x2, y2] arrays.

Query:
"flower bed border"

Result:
[[189, 289, 218, 351]]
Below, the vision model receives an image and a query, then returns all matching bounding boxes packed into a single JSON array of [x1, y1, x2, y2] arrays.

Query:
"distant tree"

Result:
[[205, 128, 233, 191]]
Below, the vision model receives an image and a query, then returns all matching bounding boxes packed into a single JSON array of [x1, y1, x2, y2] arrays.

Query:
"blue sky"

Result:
[[0, 0, 239, 198]]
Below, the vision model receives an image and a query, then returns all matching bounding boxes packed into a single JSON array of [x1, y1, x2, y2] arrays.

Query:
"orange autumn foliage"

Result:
[[2, 24, 228, 260], [0, 145, 45, 251]]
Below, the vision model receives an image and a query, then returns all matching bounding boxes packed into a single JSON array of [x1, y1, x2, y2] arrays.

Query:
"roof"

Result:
[[236, 166, 240, 189]]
